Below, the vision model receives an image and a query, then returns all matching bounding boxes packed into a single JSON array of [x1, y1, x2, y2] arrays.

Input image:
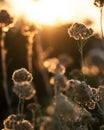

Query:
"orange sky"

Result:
[[2, 0, 104, 34]]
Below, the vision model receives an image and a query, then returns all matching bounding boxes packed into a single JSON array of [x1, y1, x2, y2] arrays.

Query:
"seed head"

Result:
[[27, 102, 41, 112], [13, 82, 36, 100], [3, 114, 33, 130], [3, 114, 17, 129], [52, 93, 77, 120], [12, 68, 33, 83], [14, 120, 34, 130], [0, 10, 13, 26], [68, 23, 93, 40]]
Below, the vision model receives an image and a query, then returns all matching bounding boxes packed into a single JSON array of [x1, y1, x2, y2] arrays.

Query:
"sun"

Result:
[[5, 0, 81, 25], [4, 0, 104, 34]]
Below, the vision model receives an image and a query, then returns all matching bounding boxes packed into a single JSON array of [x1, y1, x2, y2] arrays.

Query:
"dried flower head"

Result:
[[14, 120, 34, 130], [0, 10, 13, 26], [3, 114, 33, 130], [12, 68, 33, 83], [3, 114, 18, 129], [68, 23, 93, 40], [91, 87, 100, 101], [52, 93, 77, 120], [85, 99, 96, 110], [67, 79, 96, 109], [13, 82, 36, 100], [94, 0, 104, 7], [27, 102, 41, 112], [50, 75, 69, 92]]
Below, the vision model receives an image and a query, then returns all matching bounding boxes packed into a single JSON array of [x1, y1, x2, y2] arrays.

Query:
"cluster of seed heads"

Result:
[[12, 68, 35, 100], [68, 79, 100, 110], [68, 23, 93, 40], [3, 114, 33, 130], [12, 68, 33, 83], [0, 9, 13, 26], [13, 81, 36, 100]]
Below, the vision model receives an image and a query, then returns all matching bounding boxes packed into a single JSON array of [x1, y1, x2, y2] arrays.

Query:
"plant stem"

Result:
[[18, 97, 21, 114], [35, 30, 52, 96], [0, 29, 12, 113], [54, 75, 58, 98], [78, 40, 86, 82], [100, 6, 104, 48], [21, 98, 24, 114], [78, 40, 104, 119], [32, 111, 35, 129]]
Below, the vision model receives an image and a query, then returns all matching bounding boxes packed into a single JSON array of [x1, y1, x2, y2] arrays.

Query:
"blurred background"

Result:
[[0, 0, 104, 129]]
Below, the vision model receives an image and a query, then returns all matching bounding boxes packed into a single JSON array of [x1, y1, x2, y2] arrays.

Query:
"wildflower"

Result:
[[3, 114, 18, 129], [94, 0, 104, 7], [12, 68, 33, 83], [0, 10, 13, 26], [27, 102, 41, 112], [70, 80, 91, 104], [50, 75, 69, 92], [68, 23, 93, 40], [14, 120, 34, 130], [91, 87, 100, 101], [52, 93, 77, 121], [13, 82, 36, 100], [67, 79, 96, 109], [3, 114, 34, 130], [85, 99, 96, 110]]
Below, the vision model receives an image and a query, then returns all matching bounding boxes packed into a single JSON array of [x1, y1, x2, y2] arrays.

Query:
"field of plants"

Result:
[[1, 0, 104, 130]]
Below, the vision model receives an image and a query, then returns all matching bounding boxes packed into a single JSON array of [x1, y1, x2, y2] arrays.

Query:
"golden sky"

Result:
[[2, 0, 103, 33]]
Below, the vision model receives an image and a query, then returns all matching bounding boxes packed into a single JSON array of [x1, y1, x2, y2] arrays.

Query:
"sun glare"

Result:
[[4, 0, 104, 33]]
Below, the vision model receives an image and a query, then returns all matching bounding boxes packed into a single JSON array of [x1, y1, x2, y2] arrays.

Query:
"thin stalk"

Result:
[[100, 6, 104, 48], [54, 75, 58, 98], [27, 35, 34, 74], [21, 98, 24, 114], [17, 97, 25, 114], [77, 40, 86, 82], [0, 29, 12, 113], [56, 115, 63, 130], [18, 97, 21, 114], [79, 40, 86, 82], [32, 111, 35, 129], [35, 31, 52, 96], [78, 39, 104, 119]]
